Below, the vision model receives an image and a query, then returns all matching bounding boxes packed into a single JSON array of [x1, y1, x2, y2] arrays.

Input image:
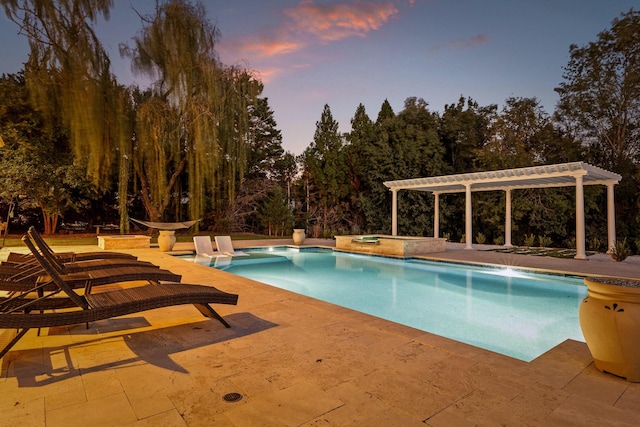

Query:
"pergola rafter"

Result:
[[384, 162, 622, 259]]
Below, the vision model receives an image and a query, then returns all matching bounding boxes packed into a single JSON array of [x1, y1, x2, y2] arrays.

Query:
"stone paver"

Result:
[[1, 238, 640, 426]]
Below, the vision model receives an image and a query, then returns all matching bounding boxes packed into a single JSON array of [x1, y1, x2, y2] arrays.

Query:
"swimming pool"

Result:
[[183, 247, 587, 361]]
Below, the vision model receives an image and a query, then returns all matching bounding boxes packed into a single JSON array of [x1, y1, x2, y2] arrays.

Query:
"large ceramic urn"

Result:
[[158, 230, 177, 252], [579, 277, 640, 382], [292, 229, 306, 245]]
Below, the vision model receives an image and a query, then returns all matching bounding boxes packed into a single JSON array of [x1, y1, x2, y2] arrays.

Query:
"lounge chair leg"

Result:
[[0, 328, 30, 359], [192, 303, 231, 328]]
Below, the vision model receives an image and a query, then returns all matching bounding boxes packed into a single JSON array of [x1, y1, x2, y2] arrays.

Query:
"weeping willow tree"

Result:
[[1, 0, 126, 183], [121, 0, 261, 222], [1, 0, 134, 231]]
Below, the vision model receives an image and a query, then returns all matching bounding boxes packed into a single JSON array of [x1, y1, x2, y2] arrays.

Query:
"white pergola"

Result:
[[383, 162, 622, 259]]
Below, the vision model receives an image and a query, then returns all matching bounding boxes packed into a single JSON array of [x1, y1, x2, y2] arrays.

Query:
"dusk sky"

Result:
[[1, 0, 638, 155]]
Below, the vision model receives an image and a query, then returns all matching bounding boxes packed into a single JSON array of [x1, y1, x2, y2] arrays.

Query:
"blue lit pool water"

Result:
[[182, 247, 586, 361]]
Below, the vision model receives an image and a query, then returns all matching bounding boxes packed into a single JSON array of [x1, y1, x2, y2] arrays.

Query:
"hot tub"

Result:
[[334, 235, 446, 257]]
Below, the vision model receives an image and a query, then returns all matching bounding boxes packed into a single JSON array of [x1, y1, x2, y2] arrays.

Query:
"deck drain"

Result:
[[223, 392, 243, 402]]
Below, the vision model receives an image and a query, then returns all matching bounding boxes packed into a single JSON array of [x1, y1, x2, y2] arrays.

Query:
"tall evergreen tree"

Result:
[[246, 97, 284, 180], [302, 104, 348, 235], [343, 103, 374, 231], [357, 100, 396, 233], [439, 96, 494, 174], [392, 97, 445, 235]]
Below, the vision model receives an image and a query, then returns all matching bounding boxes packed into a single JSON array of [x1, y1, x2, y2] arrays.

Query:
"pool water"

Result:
[[184, 248, 587, 361]]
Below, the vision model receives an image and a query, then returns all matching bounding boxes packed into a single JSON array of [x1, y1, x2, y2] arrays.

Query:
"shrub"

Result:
[[523, 234, 536, 247], [442, 232, 451, 242], [475, 232, 486, 244], [611, 238, 631, 262], [493, 236, 505, 245], [566, 237, 576, 249], [460, 234, 466, 243], [587, 236, 602, 252], [538, 235, 552, 248]]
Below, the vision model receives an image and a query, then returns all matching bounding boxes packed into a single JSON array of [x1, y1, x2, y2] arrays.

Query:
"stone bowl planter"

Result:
[[579, 276, 640, 381]]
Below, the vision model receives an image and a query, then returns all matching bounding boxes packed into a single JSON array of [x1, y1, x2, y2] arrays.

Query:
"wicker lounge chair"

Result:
[[0, 230, 181, 292], [1, 252, 155, 276], [5, 227, 137, 264], [21, 226, 156, 272], [0, 235, 238, 358]]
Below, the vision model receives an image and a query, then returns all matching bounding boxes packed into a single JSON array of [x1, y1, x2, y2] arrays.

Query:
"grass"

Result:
[[0, 232, 285, 248], [490, 247, 596, 258]]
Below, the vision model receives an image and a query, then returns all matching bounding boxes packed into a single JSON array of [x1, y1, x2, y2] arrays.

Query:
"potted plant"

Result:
[[579, 276, 640, 381]]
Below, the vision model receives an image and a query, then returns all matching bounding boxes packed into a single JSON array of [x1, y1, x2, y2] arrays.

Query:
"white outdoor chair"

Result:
[[214, 236, 248, 256]]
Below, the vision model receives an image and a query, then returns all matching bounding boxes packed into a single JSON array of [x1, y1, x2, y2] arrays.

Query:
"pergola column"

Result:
[[433, 192, 440, 238], [607, 183, 616, 253], [391, 188, 398, 236], [505, 188, 513, 247], [465, 184, 472, 250], [575, 175, 586, 260]]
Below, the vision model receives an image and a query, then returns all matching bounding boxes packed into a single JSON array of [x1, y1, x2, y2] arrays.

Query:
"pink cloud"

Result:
[[429, 34, 490, 52], [218, 33, 305, 60], [252, 62, 311, 83], [284, 0, 399, 42], [217, 1, 402, 83]]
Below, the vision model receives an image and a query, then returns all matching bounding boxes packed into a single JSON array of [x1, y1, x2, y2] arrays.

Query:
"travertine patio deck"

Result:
[[1, 239, 639, 426]]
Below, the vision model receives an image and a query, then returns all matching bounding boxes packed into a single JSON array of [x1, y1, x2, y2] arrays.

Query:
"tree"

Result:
[[0, 73, 98, 234], [439, 96, 494, 174], [357, 100, 397, 233], [302, 104, 348, 235], [1, 0, 129, 188], [272, 151, 298, 206], [121, 0, 261, 221], [555, 9, 640, 246], [344, 103, 375, 231], [476, 97, 546, 170], [258, 186, 292, 236], [246, 97, 285, 180], [392, 97, 445, 235], [351, 98, 446, 235], [555, 9, 640, 171], [225, 98, 288, 234]]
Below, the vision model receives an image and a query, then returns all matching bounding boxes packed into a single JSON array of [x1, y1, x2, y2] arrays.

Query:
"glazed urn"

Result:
[[579, 277, 640, 381]]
